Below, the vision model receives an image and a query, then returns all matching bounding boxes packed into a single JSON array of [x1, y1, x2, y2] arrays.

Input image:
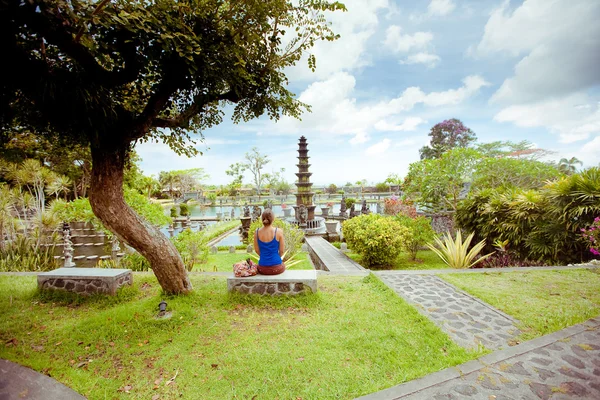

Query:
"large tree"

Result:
[[419, 119, 476, 160], [1, 0, 344, 293], [243, 147, 270, 198]]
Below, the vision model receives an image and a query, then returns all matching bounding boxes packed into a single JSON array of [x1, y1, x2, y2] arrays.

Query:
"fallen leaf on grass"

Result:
[[211, 364, 219, 369], [297, 357, 304, 362], [154, 377, 163, 385], [55, 341, 62, 346], [152, 395, 160, 400], [5, 338, 18, 346], [118, 385, 132, 393]]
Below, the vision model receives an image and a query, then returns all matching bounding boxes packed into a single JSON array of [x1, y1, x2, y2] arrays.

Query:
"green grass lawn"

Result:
[[197, 251, 314, 272], [0, 274, 479, 399], [441, 269, 600, 341], [347, 249, 449, 270]]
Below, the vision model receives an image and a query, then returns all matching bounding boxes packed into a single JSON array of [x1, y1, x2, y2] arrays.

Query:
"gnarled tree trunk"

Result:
[[89, 145, 192, 294]]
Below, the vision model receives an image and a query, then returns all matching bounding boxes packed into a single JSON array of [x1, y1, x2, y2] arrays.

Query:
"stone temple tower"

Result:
[[294, 136, 316, 222]]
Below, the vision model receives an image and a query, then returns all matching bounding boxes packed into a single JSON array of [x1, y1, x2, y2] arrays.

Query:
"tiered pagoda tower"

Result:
[[294, 136, 316, 221]]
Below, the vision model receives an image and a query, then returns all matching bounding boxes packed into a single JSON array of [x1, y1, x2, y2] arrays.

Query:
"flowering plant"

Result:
[[326, 202, 334, 207], [281, 203, 288, 209], [581, 217, 600, 256], [383, 197, 416, 218]]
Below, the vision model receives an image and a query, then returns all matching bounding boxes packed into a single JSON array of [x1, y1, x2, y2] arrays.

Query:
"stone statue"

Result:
[[376, 202, 383, 214], [243, 204, 250, 218], [361, 199, 370, 215], [252, 205, 262, 222], [298, 204, 308, 225], [230, 208, 235, 218], [267, 200, 273, 210], [63, 228, 75, 268], [339, 195, 347, 218], [349, 203, 356, 218]]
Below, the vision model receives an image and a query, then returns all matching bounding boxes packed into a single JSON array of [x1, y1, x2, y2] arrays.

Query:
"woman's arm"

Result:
[[253, 230, 260, 255], [278, 229, 285, 257]]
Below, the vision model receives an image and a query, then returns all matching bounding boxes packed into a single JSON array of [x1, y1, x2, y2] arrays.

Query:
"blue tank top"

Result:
[[257, 228, 282, 266]]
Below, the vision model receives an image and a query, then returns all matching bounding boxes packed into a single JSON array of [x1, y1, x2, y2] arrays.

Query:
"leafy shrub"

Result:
[[477, 251, 543, 269], [170, 206, 177, 218], [216, 244, 247, 251], [345, 197, 356, 209], [179, 203, 189, 217], [207, 192, 217, 205], [456, 168, 600, 264], [0, 235, 59, 272], [427, 230, 492, 269], [119, 252, 151, 272], [383, 197, 416, 218], [248, 219, 304, 262], [375, 183, 388, 192], [395, 215, 435, 260], [172, 228, 209, 271], [342, 214, 408, 267]]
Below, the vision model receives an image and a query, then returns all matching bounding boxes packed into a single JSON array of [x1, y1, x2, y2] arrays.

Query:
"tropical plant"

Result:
[[558, 157, 583, 175], [427, 230, 493, 269], [119, 253, 152, 272], [170, 207, 177, 218], [0, 235, 60, 272], [342, 214, 409, 267], [395, 215, 436, 261], [248, 249, 303, 268], [207, 193, 217, 205], [172, 229, 209, 271], [46, 175, 72, 200]]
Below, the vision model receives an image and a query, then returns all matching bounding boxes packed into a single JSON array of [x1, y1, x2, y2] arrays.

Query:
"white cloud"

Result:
[[400, 52, 441, 68], [428, 0, 455, 16], [494, 95, 600, 143], [476, 0, 600, 104], [366, 139, 391, 155], [375, 117, 427, 132], [578, 136, 600, 166], [285, 0, 389, 81], [271, 72, 489, 141], [383, 25, 434, 53]]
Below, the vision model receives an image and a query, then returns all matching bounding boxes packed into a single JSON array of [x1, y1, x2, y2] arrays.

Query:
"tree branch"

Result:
[[19, 1, 140, 88], [151, 90, 241, 129]]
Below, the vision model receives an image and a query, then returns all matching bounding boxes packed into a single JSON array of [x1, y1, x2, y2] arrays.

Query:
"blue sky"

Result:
[[136, 0, 600, 186]]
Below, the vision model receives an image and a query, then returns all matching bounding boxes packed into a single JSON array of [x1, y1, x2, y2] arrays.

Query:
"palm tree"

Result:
[[558, 157, 583, 175], [46, 175, 72, 200]]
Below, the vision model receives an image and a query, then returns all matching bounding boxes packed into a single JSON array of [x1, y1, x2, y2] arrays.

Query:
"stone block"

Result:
[[38, 268, 133, 296], [227, 270, 317, 295], [229, 246, 236, 253]]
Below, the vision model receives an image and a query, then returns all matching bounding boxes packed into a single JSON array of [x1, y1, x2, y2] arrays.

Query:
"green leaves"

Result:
[[427, 230, 492, 269], [342, 214, 409, 267]]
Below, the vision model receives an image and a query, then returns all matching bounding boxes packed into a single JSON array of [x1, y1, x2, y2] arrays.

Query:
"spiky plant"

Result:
[[427, 230, 493, 269]]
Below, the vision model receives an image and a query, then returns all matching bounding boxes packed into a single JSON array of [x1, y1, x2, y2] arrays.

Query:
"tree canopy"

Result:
[[1, 0, 346, 294], [419, 119, 476, 160]]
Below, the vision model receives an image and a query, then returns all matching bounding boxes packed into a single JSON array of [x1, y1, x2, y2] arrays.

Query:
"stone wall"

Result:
[[229, 281, 311, 295]]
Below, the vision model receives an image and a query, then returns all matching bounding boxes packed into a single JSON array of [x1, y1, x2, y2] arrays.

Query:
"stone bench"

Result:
[[37, 268, 132, 296], [227, 270, 317, 295]]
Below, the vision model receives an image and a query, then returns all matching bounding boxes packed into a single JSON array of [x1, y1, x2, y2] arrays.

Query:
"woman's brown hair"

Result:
[[261, 209, 275, 226]]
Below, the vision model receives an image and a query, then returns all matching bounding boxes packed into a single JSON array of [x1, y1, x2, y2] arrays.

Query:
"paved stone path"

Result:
[[358, 317, 600, 400], [305, 236, 366, 273], [0, 359, 85, 400], [376, 272, 521, 351]]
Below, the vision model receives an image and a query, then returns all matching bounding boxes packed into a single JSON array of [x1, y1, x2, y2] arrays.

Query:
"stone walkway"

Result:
[[358, 317, 600, 400], [376, 272, 521, 350], [305, 236, 366, 274], [0, 359, 85, 400]]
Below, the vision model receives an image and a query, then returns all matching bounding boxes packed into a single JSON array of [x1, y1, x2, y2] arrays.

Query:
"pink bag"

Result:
[[233, 258, 258, 277]]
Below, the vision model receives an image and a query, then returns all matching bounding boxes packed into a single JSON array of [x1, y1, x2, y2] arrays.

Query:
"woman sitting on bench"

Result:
[[253, 209, 285, 275]]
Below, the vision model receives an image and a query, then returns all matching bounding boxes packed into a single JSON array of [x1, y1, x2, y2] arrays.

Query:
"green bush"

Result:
[[179, 203, 189, 217], [171, 228, 209, 271], [395, 215, 436, 260], [248, 219, 304, 262], [345, 197, 356, 209], [375, 183, 388, 192], [0, 235, 60, 272], [342, 214, 408, 267], [207, 192, 217, 205], [170, 206, 177, 218]]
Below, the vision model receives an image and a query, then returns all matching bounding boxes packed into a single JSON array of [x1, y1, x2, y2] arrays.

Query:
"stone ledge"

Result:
[[227, 270, 317, 295], [37, 268, 132, 296]]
